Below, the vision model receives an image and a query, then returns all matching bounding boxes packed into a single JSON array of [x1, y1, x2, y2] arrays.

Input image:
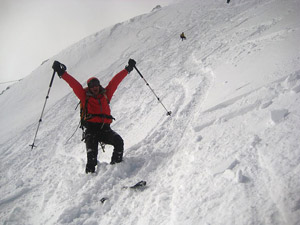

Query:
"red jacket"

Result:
[[62, 69, 128, 124]]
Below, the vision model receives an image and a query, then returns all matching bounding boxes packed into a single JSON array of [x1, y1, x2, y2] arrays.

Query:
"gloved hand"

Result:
[[52, 61, 67, 77], [125, 59, 136, 73]]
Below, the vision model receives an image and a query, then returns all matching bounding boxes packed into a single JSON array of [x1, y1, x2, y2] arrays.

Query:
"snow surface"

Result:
[[1, 0, 300, 224]]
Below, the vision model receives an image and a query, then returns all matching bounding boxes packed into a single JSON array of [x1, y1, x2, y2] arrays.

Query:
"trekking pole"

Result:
[[30, 70, 56, 149], [133, 65, 171, 116]]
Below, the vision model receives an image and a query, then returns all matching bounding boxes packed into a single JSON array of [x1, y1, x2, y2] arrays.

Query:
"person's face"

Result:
[[88, 79, 100, 95], [90, 86, 100, 95]]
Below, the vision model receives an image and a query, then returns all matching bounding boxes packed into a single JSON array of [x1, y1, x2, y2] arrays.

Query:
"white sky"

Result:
[[0, 0, 174, 84]]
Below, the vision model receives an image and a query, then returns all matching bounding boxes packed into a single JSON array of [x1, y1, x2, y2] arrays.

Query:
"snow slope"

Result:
[[1, 0, 300, 224]]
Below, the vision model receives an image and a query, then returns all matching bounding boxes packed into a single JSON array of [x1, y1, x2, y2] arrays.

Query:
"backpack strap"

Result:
[[102, 92, 110, 104], [79, 96, 91, 128]]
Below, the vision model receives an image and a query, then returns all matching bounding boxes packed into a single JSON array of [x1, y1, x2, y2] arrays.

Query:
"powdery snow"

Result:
[[1, 0, 300, 224]]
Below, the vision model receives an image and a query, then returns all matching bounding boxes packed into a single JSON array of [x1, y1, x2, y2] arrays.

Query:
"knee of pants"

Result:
[[87, 148, 98, 157], [85, 133, 98, 149]]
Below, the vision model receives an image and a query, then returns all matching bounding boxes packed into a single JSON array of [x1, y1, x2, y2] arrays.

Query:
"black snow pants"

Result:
[[84, 122, 124, 173]]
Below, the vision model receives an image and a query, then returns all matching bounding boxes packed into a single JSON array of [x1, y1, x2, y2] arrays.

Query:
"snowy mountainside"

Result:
[[1, 0, 300, 224]]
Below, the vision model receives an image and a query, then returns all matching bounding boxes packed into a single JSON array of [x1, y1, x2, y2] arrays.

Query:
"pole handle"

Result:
[[133, 65, 143, 79], [49, 70, 56, 87]]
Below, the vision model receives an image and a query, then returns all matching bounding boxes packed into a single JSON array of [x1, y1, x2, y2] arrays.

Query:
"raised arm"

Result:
[[52, 61, 86, 101], [61, 72, 86, 101], [105, 59, 136, 100]]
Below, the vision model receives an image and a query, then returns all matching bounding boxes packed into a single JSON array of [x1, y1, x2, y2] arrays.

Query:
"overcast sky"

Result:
[[0, 0, 174, 84]]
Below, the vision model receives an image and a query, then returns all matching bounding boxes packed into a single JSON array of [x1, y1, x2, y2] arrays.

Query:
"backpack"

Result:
[[79, 86, 115, 129]]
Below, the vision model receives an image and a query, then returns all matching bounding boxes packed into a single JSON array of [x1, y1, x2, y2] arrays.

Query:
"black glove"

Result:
[[52, 61, 67, 77], [125, 59, 136, 73]]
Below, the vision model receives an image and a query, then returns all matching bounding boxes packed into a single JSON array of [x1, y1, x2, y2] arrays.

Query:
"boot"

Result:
[[85, 164, 95, 174], [110, 151, 123, 165], [86, 148, 97, 173], [85, 156, 97, 174]]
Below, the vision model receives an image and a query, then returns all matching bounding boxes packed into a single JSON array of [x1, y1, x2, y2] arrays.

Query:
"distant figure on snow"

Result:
[[52, 59, 136, 174], [180, 32, 186, 41], [227, 0, 230, 3]]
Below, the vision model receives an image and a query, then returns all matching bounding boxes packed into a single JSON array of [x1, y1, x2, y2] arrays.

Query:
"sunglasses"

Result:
[[88, 79, 100, 88]]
